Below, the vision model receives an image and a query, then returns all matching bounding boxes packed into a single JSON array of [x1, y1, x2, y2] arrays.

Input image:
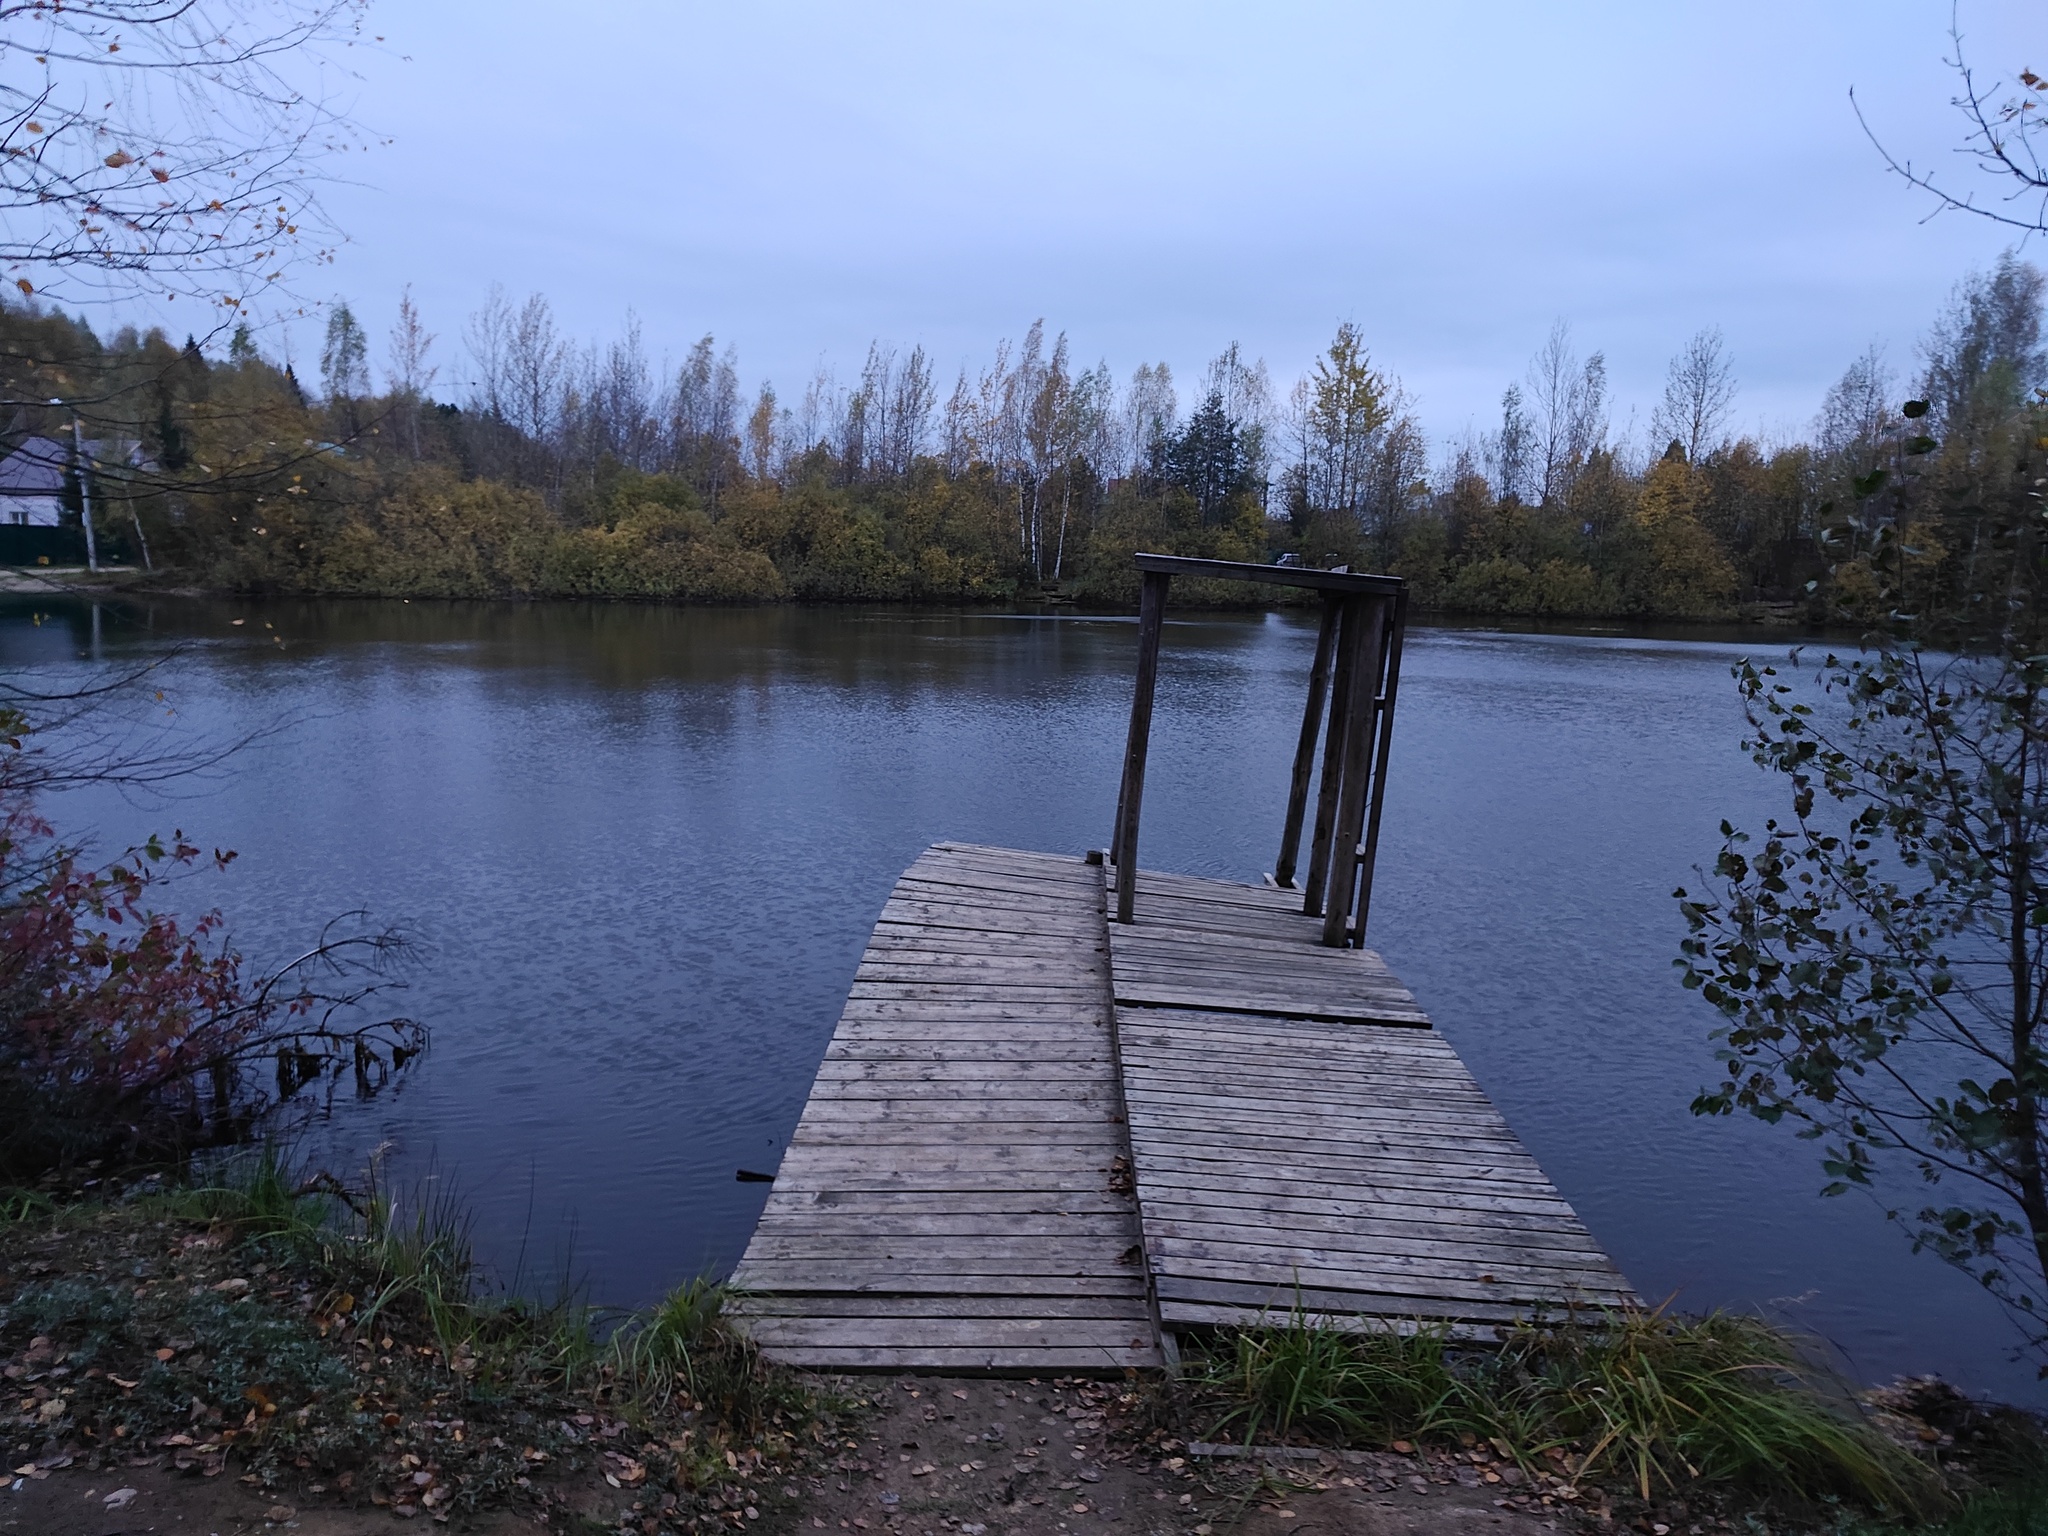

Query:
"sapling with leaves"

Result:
[[1678, 387, 2048, 1363]]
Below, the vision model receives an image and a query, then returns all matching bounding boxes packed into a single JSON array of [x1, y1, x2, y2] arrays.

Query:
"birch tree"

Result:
[[1651, 327, 1738, 464], [1526, 321, 1607, 504], [386, 285, 436, 458]]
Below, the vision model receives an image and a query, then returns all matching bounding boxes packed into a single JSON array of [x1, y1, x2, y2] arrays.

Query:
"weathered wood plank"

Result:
[[837, 1002, 1113, 1024], [1150, 1273, 1546, 1320], [752, 1215, 1138, 1241], [1140, 1219, 1620, 1275], [1128, 1147, 1562, 1192], [762, 1190, 1136, 1216], [1115, 1044, 1479, 1087], [773, 1144, 1122, 1168], [750, 1345, 1157, 1372], [740, 1317, 1154, 1348], [1134, 1196, 1609, 1251], [815, 1061, 1113, 1083], [728, 1294, 1145, 1320], [1152, 1252, 1632, 1308], [1131, 1177, 1581, 1220], [1119, 1080, 1507, 1122], [730, 1268, 1148, 1298], [1116, 993, 1432, 1029], [1125, 1114, 1536, 1160]]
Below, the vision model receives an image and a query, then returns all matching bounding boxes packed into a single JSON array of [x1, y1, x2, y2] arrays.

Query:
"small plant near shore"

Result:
[[1186, 1307, 1943, 1517]]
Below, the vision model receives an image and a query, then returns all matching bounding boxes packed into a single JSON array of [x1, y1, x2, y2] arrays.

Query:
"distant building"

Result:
[[0, 436, 69, 527], [0, 434, 154, 528]]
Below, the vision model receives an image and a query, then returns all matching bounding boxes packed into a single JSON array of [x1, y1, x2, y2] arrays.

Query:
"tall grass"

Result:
[[1189, 1306, 1940, 1515], [155, 1147, 797, 1427]]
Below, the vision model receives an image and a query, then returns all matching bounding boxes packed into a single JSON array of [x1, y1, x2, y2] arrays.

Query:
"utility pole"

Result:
[[52, 399, 99, 572]]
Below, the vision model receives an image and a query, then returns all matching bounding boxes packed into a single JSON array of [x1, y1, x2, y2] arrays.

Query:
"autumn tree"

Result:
[[1288, 321, 1388, 519]]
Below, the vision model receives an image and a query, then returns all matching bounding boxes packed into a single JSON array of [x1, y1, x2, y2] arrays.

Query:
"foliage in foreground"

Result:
[[1679, 387, 2048, 1367], [0, 1152, 852, 1531], [1186, 1309, 1942, 1515], [1681, 642, 2048, 1355]]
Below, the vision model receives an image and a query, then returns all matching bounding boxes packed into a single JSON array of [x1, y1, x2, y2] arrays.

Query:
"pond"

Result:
[[6, 595, 2028, 1400]]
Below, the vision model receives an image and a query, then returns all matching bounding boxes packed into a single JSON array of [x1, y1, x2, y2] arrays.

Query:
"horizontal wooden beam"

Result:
[[1132, 552, 1405, 595]]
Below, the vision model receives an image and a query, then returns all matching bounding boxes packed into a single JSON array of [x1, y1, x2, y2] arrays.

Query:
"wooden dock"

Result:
[[730, 554, 1630, 1372], [728, 842, 1634, 1372]]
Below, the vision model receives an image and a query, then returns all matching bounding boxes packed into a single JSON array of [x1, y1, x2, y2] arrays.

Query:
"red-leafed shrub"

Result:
[[0, 697, 422, 1178]]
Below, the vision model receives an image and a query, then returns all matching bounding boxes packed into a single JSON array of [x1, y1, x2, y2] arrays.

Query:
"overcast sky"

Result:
[[291, 0, 2034, 453]]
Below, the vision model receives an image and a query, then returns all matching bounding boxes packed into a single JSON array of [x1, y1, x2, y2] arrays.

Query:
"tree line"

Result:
[[3, 251, 2043, 617]]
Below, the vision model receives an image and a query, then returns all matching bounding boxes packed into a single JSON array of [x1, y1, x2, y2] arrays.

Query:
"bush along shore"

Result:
[[4, 1155, 2047, 1536]]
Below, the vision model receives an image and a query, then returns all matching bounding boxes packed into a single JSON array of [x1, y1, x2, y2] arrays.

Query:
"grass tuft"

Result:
[[1187, 1304, 1942, 1515]]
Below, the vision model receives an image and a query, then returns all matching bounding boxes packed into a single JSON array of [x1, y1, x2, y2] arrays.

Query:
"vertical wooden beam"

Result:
[[1273, 594, 1341, 890], [1350, 589, 1408, 943], [1114, 570, 1171, 924], [1300, 597, 1358, 918], [1321, 595, 1389, 947]]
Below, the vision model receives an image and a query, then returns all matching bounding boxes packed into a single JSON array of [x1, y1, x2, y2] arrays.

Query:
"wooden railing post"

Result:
[[1350, 589, 1408, 942], [1321, 595, 1388, 947], [1300, 596, 1358, 918], [1113, 570, 1171, 924], [1274, 594, 1340, 890]]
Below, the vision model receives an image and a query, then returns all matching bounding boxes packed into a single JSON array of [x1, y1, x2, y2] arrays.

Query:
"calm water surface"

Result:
[[4, 597, 2021, 1398]]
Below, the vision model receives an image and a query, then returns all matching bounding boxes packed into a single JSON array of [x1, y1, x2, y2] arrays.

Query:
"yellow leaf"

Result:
[[104, 150, 133, 168], [14, 279, 30, 296], [25, 121, 42, 134]]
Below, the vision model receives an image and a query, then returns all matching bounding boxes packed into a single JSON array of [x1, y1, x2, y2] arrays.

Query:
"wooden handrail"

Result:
[[1111, 557, 1409, 947], [1132, 553, 1404, 595]]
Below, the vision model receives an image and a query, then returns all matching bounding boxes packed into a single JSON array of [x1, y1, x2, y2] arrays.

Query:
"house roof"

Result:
[[0, 436, 68, 498]]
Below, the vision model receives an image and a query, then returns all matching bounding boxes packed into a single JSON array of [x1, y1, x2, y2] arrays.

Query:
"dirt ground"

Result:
[[3, 1373, 1641, 1536]]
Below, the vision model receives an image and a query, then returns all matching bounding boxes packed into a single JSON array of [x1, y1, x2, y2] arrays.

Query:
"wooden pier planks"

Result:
[[1106, 870, 1428, 1025], [727, 844, 1163, 1374], [728, 842, 1634, 1369], [1103, 866, 1636, 1333]]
